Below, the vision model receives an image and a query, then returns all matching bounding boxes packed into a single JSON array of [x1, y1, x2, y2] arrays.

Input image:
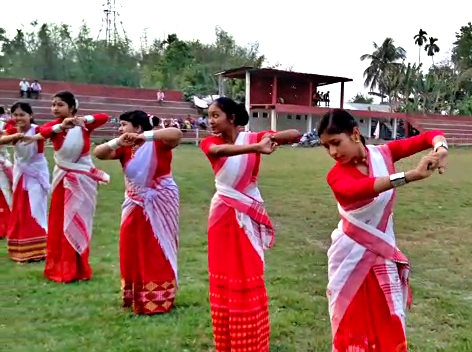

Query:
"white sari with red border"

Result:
[[327, 144, 412, 341], [0, 120, 13, 209], [51, 126, 110, 255], [121, 141, 180, 282], [13, 124, 50, 231], [209, 132, 274, 264]]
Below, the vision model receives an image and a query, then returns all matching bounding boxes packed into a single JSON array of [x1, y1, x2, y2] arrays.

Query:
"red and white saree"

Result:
[[0, 120, 13, 239], [119, 141, 179, 315], [328, 145, 410, 352], [7, 124, 49, 262], [203, 131, 274, 352], [44, 126, 109, 282]]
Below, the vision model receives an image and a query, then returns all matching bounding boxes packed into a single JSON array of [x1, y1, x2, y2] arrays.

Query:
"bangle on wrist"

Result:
[[84, 115, 95, 124], [52, 124, 63, 133], [433, 141, 448, 152], [143, 130, 155, 141], [389, 172, 407, 188], [107, 138, 120, 150]]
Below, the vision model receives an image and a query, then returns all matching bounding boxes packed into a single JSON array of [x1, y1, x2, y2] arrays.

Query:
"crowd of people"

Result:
[[0, 91, 449, 352]]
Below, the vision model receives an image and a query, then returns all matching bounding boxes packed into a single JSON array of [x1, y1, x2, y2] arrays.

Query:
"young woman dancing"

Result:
[[0, 102, 49, 262], [94, 110, 182, 315], [25, 91, 110, 282], [317, 109, 448, 352], [200, 97, 301, 352], [0, 118, 13, 239]]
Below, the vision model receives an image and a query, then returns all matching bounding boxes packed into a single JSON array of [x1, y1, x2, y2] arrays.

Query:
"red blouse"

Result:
[[327, 130, 444, 206], [40, 113, 109, 154]]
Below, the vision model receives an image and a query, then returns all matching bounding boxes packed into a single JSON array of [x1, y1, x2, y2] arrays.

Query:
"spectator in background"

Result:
[[157, 90, 165, 104], [30, 80, 42, 99], [184, 116, 192, 131], [19, 78, 30, 98], [0, 107, 10, 120], [197, 116, 208, 130]]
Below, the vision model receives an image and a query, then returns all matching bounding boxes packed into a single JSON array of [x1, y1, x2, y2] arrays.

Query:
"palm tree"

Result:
[[425, 37, 440, 65], [360, 38, 407, 103], [414, 29, 428, 64]]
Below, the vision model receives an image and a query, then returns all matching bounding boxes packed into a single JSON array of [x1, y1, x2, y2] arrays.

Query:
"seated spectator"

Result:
[[157, 89, 165, 104], [30, 80, 42, 99], [19, 78, 30, 98], [197, 116, 208, 130], [184, 117, 192, 131]]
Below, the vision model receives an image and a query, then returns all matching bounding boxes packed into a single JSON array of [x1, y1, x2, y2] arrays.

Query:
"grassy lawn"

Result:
[[1, 145, 472, 352]]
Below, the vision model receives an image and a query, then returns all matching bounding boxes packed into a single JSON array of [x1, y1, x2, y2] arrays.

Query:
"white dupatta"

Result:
[[0, 120, 13, 209], [209, 132, 274, 265], [13, 124, 50, 230], [327, 144, 411, 339], [122, 141, 180, 283], [52, 126, 110, 254]]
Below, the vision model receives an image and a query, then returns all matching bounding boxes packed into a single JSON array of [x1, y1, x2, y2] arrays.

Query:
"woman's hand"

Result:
[[255, 137, 278, 155], [413, 152, 440, 180], [61, 117, 77, 130], [11, 133, 25, 141], [73, 116, 87, 129], [117, 132, 139, 147], [435, 147, 448, 174]]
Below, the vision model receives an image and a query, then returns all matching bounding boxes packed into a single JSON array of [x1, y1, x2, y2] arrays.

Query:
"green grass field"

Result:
[[1, 145, 472, 352]]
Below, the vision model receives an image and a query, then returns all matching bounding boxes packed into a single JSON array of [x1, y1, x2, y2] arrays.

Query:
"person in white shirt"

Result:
[[156, 90, 165, 104], [31, 80, 42, 99], [19, 79, 30, 98]]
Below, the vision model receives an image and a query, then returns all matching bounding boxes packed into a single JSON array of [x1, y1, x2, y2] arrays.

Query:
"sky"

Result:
[[2, 0, 470, 107]]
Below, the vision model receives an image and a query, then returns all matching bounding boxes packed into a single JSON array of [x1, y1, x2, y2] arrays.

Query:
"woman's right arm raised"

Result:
[[202, 137, 275, 158], [329, 153, 441, 203], [94, 133, 134, 160], [207, 143, 260, 157]]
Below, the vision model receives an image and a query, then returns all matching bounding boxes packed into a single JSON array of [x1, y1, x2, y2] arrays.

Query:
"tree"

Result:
[[0, 22, 267, 100], [425, 37, 440, 65], [360, 38, 406, 102], [452, 22, 472, 94], [361, 22, 472, 116], [349, 93, 374, 104], [414, 29, 428, 64]]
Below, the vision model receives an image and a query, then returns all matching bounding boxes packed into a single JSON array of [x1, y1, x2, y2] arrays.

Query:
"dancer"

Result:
[[0, 117, 13, 239], [317, 109, 448, 351], [94, 111, 182, 315], [0, 102, 49, 262], [200, 97, 301, 352], [25, 91, 110, 282]]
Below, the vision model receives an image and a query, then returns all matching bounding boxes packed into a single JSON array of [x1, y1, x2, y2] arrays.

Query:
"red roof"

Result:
[[216, 66, 353, 86]]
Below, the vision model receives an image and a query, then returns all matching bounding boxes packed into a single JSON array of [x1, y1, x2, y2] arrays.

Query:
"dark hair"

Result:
[[53, 91, 78, 115], [119, 110, 160, 131], [10, 101, 36, 124], [0, 106, 4, 115], [317, 109, 366, 145], [213, 97, 249, 126]]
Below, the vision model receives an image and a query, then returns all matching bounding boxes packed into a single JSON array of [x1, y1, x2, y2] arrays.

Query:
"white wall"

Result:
[[249, 110, 316, 132], [249, 110, 372, 136], [355, 117, 371, 137]]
